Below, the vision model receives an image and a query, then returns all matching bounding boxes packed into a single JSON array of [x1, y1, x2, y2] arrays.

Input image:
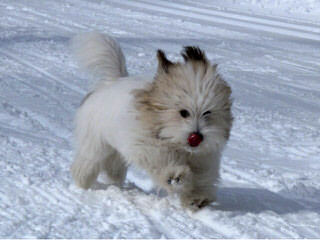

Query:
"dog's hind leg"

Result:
[[71, 139, 111, 189], [100, 149, 127, 186]]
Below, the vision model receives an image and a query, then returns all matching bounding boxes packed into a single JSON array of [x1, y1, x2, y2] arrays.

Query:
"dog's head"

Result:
[[134, 46, 233, 154]]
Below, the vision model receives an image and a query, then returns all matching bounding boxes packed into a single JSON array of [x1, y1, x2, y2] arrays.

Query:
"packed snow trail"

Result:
[[1, 0, 320, 238]]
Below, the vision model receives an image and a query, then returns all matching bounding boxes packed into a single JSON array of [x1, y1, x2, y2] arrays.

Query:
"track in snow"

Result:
[[1, 0, 320, 238], [108, 0, 320, 41]]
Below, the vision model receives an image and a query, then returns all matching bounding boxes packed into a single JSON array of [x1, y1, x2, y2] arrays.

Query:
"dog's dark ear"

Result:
[[181, 46, 207, 63], [157, 49, 173, 74]]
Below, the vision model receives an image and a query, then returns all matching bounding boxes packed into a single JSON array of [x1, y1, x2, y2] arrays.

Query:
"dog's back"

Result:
[[71, 32, 128, 90]]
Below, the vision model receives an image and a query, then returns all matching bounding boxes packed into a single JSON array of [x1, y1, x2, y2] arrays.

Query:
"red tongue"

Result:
[[188, 133, 203, 147]]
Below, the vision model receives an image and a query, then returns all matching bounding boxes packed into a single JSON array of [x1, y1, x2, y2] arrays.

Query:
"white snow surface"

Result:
[[1, 0, 320, 238], [207, 0, 320, 23]]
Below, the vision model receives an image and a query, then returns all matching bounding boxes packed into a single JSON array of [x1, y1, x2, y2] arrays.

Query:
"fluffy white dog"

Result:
[[71, 32, 233, 210]]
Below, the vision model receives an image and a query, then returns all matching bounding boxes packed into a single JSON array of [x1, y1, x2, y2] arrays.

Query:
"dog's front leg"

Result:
[[180, 153, 220, 211], [155, 163, 194, 194], [180, 183, 217, 211], [133, 148, 194, 194]]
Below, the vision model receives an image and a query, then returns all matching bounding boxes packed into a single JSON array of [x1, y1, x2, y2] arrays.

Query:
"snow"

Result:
[[186, 0, 320, 24], [1, 0, 320, 238]]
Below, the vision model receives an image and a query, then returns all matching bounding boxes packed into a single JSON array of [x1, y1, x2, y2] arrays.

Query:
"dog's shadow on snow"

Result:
[[92, 180, 320, 215], [215, 187, 320, 214]]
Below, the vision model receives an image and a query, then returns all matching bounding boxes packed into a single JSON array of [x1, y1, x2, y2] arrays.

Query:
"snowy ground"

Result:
[[1, 0, 320, 238]]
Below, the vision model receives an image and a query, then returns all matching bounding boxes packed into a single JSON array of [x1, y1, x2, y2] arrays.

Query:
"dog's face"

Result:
[[134, 47, 233, 154]]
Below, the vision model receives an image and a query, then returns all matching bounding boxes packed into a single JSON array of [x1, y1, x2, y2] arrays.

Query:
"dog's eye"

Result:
[[203, 111, 211, 116], [179, 109, 190, 118]]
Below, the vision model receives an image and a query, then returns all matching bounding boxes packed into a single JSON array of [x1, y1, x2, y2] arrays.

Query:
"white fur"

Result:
[[71, 31, 128, 89], [71, 32, 232, 211]]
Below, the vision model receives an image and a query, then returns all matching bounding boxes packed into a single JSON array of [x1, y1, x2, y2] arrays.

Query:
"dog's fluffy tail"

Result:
[[71, 32, 128, 89]]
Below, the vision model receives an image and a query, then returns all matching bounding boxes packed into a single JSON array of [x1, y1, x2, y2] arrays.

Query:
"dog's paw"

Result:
[[181, 191, 216, 211], [164, 165, 193, 193]]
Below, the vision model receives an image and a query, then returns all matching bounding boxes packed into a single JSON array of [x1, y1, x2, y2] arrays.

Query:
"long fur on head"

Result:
[[134, 46, 233, 153]]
